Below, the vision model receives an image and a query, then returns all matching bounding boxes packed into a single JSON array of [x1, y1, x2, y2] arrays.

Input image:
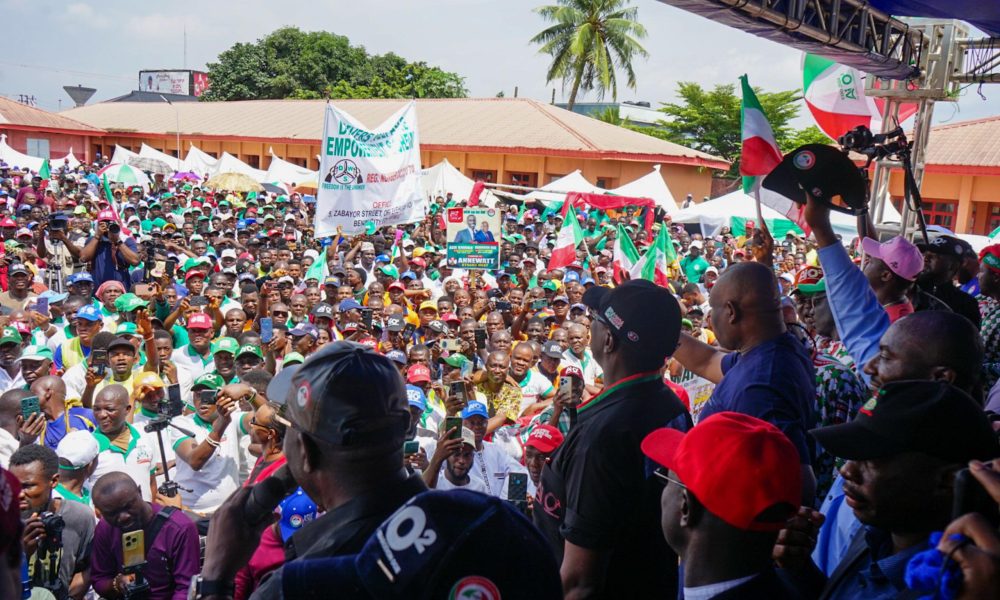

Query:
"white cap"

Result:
[[779, 272, 795, 283], [360, 241, 375, 252], [461, 426, 476, 448], [303, 249, 319, 261], [689, 240, 703, 249], [56, 430, 100, 469], [220, 249, 238, 260]]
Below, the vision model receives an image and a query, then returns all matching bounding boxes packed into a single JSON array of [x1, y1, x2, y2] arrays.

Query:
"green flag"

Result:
[[305, 248, 328, 282], [38, 159, 50, 180], [102, 174, 114, 203]]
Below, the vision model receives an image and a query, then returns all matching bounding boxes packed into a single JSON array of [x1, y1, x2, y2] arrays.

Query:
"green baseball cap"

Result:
[[115, 293, 149, 313], [282, 352, 305, 367], [115, 322, 139, 337], [192, 373, 224, 390], [151, 217, 168, 229], [212, 337, 239, 355], [0, 326, 21, 346], [378, 265, 399, 279], [21, 345, 52, 361], [542, 280, 560, 292], [439, 353, 471, 369], [237, 344, 264, 360]]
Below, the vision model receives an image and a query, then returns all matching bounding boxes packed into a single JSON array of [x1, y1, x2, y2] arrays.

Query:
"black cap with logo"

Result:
[[762, 144, 868, 215], [582, 279, 681, 361]]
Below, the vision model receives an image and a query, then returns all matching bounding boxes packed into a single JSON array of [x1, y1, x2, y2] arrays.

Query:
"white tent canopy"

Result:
[[526, 170, 606, 205], [419, 158, 501, 207], [264, 148, 316, 185], [673, 190, 870, 241], [109, 145, 138, 167], [139, 143, 182, 171], [608, 165, 680, 214], [216, 152, 267, 182], [182, 145, 220, 177], [0, 135, 81, 173]]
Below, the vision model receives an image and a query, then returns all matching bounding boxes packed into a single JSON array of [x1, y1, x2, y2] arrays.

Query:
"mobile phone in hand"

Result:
[[403, 440, 420, 455], [20, 396, 40, 421], [35, 297, 49, 316], [507, 472, 528, 502], [474, 328, 487, 348], [444, 416, 463, 440], [199, 389, 217, 406], [260, 317, 274, 344]]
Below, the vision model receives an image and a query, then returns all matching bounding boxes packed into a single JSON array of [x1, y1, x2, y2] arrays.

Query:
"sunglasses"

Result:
[[653, 467, 687, 489]]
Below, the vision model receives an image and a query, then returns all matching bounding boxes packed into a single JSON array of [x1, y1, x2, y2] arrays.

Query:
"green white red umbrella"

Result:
[[96, 162, 151, 189]]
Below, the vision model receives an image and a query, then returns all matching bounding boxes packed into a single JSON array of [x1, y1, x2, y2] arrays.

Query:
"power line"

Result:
[[0, 60, 134, 83]]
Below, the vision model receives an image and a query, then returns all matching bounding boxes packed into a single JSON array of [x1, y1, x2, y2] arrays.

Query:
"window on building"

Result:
[[989, 204, 1000, 235], [25, 138, 50, 158], [508, 172, 536, 188], [596, 177, 614, 189], [246, 155, 260, 169], [547, 174, 566, 184], [471, 170, 496, 182], [924, 200, 957, 229]]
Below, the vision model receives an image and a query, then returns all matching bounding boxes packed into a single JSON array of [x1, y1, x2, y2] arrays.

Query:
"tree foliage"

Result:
[[202, 27, 467, 101], [655, 82, 820, 178], [531, 0, 648, 110]]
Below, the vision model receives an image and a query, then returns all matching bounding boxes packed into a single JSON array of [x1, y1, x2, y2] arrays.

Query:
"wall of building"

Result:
[[888, 170, 1000, 235], [95, 134, 716, 202], [3, 128, 93, 163]]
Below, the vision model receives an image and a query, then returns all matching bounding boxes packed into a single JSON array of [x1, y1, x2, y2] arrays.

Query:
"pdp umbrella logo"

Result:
[[793, 151, 816, 170], [449, 576, 501, 600]]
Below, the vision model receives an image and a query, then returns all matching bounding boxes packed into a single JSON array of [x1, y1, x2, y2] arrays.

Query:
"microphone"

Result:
[[559, 366, 584, 427], [243, 465, 297, 526]]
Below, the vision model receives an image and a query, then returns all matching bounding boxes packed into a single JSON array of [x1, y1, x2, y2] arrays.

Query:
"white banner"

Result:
[[314, 101, 425, 236]]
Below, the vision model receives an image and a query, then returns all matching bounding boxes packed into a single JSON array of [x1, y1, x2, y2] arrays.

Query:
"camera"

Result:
[[38, 511, 65, 553], [837, 125, 908, 159], [109, 222, 121, 235]]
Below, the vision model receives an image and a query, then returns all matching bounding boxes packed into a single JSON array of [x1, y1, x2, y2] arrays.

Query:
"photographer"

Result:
[[78, 210, 140, 288], [90, 472, 200, 600], [9, 444, 95, 600]]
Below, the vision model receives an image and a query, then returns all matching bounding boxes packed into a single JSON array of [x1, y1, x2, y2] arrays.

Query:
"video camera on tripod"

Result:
[[143, 383, 194, 499]]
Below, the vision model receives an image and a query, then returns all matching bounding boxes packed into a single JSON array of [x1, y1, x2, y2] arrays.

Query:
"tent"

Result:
[[672, 190, 885, 241], [182, 145, 220, 177], [216, 152, 267, 182], [109, 145, 138, 167], [264, 149, 316, 186], [525, 170, 606, 205], [608, 165, 680, 215], [0, 135, 45, 172], [420, 159, 501, 207], [139, 143, 182, 171]]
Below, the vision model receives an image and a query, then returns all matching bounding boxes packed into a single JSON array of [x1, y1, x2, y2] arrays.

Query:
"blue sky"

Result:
[[3, 0, 997, 128]]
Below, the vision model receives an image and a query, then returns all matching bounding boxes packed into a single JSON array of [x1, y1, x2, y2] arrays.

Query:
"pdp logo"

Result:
[[793, 151, 816, 170], [449, 576, 501, 600]]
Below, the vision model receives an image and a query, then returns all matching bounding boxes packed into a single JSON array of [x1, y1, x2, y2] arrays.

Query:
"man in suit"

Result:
[[474, 221, 495, 243], [453, 214, 477, 244], [644, 411, 803, 599]]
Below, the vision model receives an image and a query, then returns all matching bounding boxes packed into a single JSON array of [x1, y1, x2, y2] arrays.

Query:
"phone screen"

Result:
[[35, 297, 49, 316], [403, 440, 420, 455], [165, 384, 183, 417], [260, 317, 274, 344], [444, 416, 463, 440], [165, 259, 177, 279], [199, 389, 218, 405], [507, 472, 528, 501]]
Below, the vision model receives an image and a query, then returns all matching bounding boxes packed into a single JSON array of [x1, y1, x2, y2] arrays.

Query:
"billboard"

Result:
[[138, 70, 210, 97], [446, 207, 500, 270]]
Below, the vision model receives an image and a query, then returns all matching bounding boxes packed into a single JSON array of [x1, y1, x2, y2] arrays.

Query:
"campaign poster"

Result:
[[446, 207, 501, 270], [314, 101, 426, 236], [139, 71, 191, 95]]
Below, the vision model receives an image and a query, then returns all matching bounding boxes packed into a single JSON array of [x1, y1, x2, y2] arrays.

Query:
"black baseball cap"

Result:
[[280, 341, 410, 448], [541, 341, 563, 359], [310, 302, 334, 318], [582, 279, 681, 360], [916, 235, 970, 259], [384, 315, 406, 332], [762, 144, 868, 215], [810, 380, 999, 463]]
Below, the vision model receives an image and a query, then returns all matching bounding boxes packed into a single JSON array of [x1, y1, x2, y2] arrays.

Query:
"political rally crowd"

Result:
[[0, 156, 998, 600]]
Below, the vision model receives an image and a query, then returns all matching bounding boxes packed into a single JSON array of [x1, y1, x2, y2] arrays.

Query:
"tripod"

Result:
[[144, 415, 195, 498]]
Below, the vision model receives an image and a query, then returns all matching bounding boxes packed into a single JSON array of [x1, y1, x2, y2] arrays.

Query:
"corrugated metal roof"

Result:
[[0, 97, 102, 133], [62, 97, 729, 168]]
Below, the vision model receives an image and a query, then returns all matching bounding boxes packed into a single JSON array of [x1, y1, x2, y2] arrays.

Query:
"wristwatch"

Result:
[[187, 575, 234, 600]]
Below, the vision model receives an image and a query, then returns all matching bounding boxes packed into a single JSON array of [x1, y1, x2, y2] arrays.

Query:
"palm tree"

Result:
[[531, 0, 648, 111]]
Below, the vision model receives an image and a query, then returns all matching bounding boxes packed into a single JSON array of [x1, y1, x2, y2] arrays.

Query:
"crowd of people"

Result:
[[0, 157, 997, 600]]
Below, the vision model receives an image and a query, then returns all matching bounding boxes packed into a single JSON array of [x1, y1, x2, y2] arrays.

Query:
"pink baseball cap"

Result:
[[97, 210, 115, 222], [186, 313, 214, 330], [861, 236, 924, 281]]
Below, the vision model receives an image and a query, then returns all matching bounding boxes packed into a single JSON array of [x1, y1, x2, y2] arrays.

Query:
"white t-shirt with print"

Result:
[[87, 424, 157, 501], [516, 368, 555, 415], [170, 413, 245, 513]]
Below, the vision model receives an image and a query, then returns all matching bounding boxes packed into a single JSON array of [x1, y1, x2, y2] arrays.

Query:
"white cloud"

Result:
[[60, 3, 111, 28]]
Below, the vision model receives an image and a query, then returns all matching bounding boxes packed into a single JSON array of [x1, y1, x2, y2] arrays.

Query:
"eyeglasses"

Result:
[[654, 467, 687, 489], [249, 416, 273, 431]]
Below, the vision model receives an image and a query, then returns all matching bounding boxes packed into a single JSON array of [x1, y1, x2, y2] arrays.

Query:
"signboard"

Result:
[[139, 71, 191, 95], [138, 70, 209, 96], [314, 101, 425, 236], [446, 207, 501, 270]]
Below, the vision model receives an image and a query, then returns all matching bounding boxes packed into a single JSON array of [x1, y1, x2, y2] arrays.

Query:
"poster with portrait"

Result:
[[446, 207, 501, 270]]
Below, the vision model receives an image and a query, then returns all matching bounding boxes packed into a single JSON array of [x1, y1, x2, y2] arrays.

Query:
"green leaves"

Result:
[[202, 27, 467, 101], [532, 0, 648, 109]]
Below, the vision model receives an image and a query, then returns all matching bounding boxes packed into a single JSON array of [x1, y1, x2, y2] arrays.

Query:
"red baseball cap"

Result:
[[186, 313, 214, 330], [184, 270, 205, 282], [97, 210, 115, 222], [411, 257, 426, 268], [406, 363, 431, 384], [641, 411, 800, 532], [441, 312, 460, 324], [525, 425, 564, 454]]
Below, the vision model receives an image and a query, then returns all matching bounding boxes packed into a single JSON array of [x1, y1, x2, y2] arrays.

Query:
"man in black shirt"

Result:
[[917, 235, 981, 327], [196, 342, 425, 600], [535, 280, 691, 599]]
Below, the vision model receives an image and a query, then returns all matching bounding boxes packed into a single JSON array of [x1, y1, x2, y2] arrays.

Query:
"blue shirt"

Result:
[[44, 407, 96, 449], [824, 527, 928, 600], [701, 332, 817, 463], [813, 475, 862, 576], [817, 244, 890, 387], [86, 235, 139, 288]]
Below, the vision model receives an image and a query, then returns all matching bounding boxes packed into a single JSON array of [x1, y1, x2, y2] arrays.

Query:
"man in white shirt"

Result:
[[561, 322, 602, 393], [170, 313, 215, 382], [461, 401, 526, 498], [0, 326, 25, 394], [423, 426, 488, 493], [170, 374, 245, 514], [510, 342, 555, 416], [86, 384, 157, 501]]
